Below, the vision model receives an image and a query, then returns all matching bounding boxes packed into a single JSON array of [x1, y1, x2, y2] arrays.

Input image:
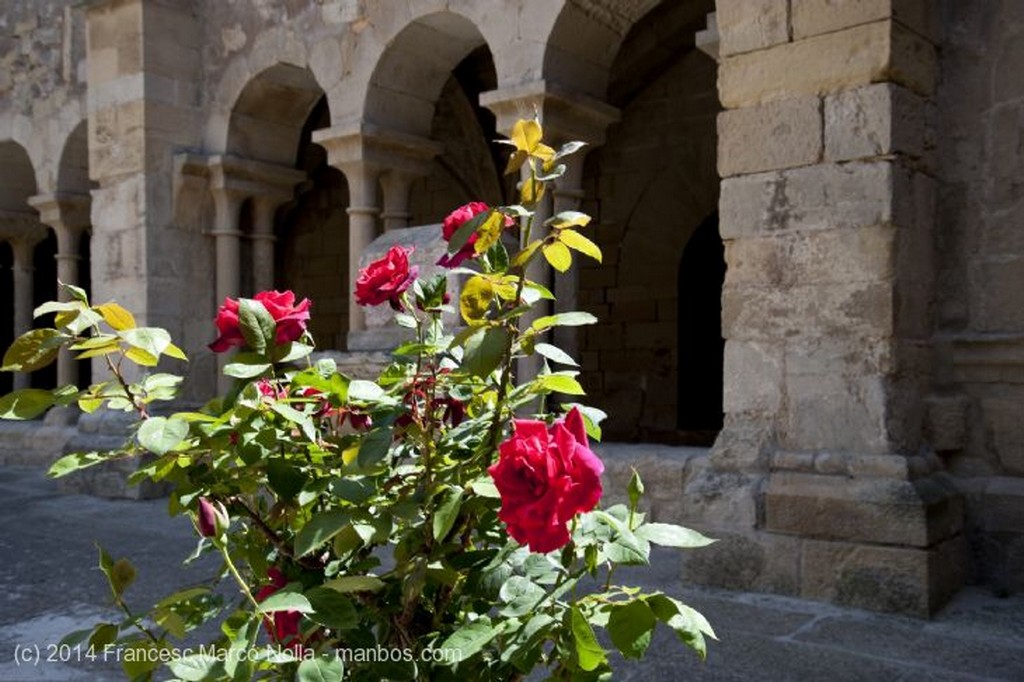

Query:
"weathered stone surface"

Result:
[[716, 0, 789, 57], [722, 340, 782, 413], [981, 397, 1024, 476], [792, 0, 942, 43], [824, 83, 926, 163], [596, 443, 706, 522], [720, 21, 936, 109], [717, 95, 822, 176], [766, 470, 963, 547], [924, 394, 969, 452], [719, 162, 896, 239], [800, 534, 965, 616]]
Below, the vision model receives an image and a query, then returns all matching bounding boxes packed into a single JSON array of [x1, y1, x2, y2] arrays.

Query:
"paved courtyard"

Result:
[[0, 464, 1022, 681]]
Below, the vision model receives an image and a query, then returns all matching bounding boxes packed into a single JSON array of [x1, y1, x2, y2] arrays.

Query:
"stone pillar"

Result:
[[551, 156, 587, 362], [250, 195, 280, 293], [380, 171, 416, 232], [312, 125, 441, 349], [688, 1, 957, 615], [10, 237, 39, 391], [480, 83, 619, 383], [28, 194, 92, 387], [209, 186, 246, 308]]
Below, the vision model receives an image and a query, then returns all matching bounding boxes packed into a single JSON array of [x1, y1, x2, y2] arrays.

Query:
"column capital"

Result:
[[27, 193, 91, 232], [207, 155, 305, 202], [312, 122, 442, 179], [0, 210, 48, 246], [480, 80, 621, 147]]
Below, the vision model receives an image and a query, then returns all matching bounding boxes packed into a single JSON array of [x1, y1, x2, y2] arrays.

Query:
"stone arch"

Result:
[[56, 120, 92, 195], [225, 63, 326, 165], [0, 241, 12, 394], [542, 0, 664, 98], [0, 140, 39, 212], [575, 0, 719, 443], [362, 11, 491, 138]]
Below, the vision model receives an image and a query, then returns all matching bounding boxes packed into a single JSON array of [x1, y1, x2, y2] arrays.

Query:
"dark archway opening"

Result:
[[31, 231, 58, 389], [677, 211, 724, 441]]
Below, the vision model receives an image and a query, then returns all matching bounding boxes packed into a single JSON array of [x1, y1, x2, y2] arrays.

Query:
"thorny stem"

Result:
[[219, 542, 262, 612], [234, 498, 321, 570]]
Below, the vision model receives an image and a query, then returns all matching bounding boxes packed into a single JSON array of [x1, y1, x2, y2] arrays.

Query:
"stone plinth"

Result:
[[347, 224, 461, 352]]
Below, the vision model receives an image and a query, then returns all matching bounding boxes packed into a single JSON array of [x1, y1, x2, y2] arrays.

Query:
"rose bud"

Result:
[[197, 498, 230, 538]]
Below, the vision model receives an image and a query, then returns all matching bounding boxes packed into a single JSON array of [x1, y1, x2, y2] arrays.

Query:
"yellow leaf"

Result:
[[512, 240, 543, 268], [473, 211, 506, 254], [559, 229, 602, 263], [459, 276, 494, 325], [492, 275, 519, 301], [520, 176, 545, 205], [75, 342, 121, 359], [342, 445, 360, 465], [510, 118, 543, 153], [163, 343, 188, 361], [97, 302, 136, 331], [542, 241, 572, 273], [549, 211, 592, 229], [125, 347, 159, 367], [504, 149, 529, 176]]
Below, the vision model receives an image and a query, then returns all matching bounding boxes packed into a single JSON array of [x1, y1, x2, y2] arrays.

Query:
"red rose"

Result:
[[438, 202, 490, 268], [488, 408, 604, 553], [209, 290, 311, 353], [355, 245, 417, 308], [256, 567, 303, 651]]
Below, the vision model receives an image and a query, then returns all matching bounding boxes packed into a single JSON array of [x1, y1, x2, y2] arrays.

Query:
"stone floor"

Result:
[[0, 464, 1022, 681]]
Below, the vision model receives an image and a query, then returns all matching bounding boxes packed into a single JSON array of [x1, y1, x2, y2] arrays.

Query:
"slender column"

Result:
[[517, 168, 554, 389], [250, 195, 279, 293], [210, 187, 247, 307], [338, 161, 381, 337], [10, 238, 38, 390], [380, 170, 415, 232]]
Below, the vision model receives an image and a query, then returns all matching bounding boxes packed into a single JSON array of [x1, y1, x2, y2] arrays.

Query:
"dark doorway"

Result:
[[677, 212, 725, 440]]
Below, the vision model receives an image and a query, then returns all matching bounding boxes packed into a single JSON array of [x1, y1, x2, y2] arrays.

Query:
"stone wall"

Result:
[[934, 0, 1024, 591]]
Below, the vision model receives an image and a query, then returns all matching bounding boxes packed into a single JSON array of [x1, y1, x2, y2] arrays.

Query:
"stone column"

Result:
[[380, 171, 416, 232], [693, 1, 955, 616], [9, 235, 41, 390], [209, 186, 246, 308], [312, 125, 441, 349], [480, 82, 619, 385], [28, 194, 92, 387], [250, 195, 280, 293], [551, 156, 587, 362]]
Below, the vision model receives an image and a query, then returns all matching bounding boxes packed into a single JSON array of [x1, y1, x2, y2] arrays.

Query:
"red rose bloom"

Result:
[[255, 567, 303, 651], [488, 408, 604, 553], [209, 290, 311, 353], [354, 245, 417, 308], [438, 201, 490, 268]]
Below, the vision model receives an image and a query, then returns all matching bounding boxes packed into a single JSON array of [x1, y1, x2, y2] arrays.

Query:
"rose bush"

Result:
[[0, 117, 715, 681]]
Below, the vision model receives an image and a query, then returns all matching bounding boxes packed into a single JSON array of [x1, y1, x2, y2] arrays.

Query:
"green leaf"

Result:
[[136, 416, 189, 455], [305, 587, 358, 630], [559, 229, 602, 263], [473, 210, 506, 254], [469, 476, 501, 499], [463, 326, 508, 378], [87, 622, 119, 649], [358, 427, 393, 468], [297, 656, 345, 682], [542, 241, 572, 272], [0, 389, 54, 420], [607, 600, 657, 659], [571, 606, 606, 672], [223, 361, 272, 379], [237, 298, 276, 355], [267, 458, 307, 500], [635, 523, 716, 548], [534, 342, 577, 366], [645, 594, 715, 660], [531, 312, 598, 332], [498, 575, 546, 617], [47, 450, 116, 478], [258, 591, 313, 614], [628, 468, 644, 511], [167, 654, 224, 682], [440, 617, 498, 661], [295, 511, 350, 557], [447, 209, 491, 255], [347, 379, 383, 402], [61, 282, 89, 303], [534, 374, 585, 396], [34, 301, 82, 318], [432, 487, 464, 542], [323, 575, 385, 593], [1, 328, 63, 372], [118, 327, 172, 359], [110, 558, 136, 596]]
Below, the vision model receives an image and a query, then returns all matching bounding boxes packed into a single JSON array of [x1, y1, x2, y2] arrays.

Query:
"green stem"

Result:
[[219, 542, 261, 612]]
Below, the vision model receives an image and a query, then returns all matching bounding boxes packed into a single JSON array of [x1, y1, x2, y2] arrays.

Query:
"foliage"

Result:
[[0, 118, 715, 681]]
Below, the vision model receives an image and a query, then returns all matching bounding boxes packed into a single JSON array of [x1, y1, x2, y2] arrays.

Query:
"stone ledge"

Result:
[[765, 469, 963, 547], [597, 443, 708, 523]]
